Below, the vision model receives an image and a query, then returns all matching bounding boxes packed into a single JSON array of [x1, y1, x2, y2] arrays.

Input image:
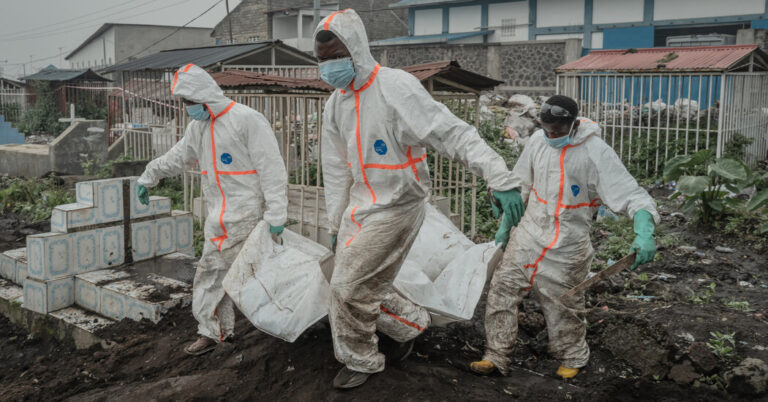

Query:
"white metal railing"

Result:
[[223, 65, 320, 80], [556, 71, 768, 175], [0, 89, 28, 123]]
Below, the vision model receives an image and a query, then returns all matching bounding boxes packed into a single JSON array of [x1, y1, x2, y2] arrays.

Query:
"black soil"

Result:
[[0, 198, 767, 401]]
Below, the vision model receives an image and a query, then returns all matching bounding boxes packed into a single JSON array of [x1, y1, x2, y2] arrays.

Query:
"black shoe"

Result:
[[388, 339, 415, 363], [333, 367, 371, 389]]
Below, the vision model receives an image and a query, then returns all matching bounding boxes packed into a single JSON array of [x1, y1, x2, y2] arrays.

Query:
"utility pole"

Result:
[[313, 0, 320, 30], [58, 47, 64, 68], [225, 0, 233, 44], [102, 37, 107, 67]]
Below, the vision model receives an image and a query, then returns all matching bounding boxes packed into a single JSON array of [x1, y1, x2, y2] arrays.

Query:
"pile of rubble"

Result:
[[478, 94, 548, 149]]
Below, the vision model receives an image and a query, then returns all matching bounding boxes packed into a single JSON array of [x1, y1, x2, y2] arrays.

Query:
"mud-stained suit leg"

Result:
[[330, 205, 430, 374], [193, 240, 246, 341]]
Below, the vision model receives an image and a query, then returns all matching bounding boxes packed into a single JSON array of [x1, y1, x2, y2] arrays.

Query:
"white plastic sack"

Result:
[[394, 204, 503, 325], [222, 222, 332, 342]]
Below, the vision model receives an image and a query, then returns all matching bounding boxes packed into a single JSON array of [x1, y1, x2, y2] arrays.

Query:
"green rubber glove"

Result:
[[492, 189, 525, 226], [269, 225, 284, 236], [137, 184, 149, 206], [494, 213, 512, 250], [630, 209, 656, 270], [331, 235, 337, 253]]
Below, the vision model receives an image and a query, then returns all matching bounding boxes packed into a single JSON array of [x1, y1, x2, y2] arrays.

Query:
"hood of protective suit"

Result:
[[569, 117, 602, 145], [170, 64, 232, 115], [313, 9, 378, 91]]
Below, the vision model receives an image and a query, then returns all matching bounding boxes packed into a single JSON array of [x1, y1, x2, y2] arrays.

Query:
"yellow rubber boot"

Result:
[[556, 366, 579, 379], [470, 360, 496, 375]]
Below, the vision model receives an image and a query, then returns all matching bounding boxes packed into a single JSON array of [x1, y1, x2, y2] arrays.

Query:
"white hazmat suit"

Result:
[[138, 64, 287, 341], [315, 9, 517, 374], [483, 118, 660, 372]]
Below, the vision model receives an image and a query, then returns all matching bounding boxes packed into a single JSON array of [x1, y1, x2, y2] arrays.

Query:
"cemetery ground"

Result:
[[0, 176, 766, 401]]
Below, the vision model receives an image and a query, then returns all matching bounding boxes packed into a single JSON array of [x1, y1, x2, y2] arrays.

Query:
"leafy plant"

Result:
[[17, 81, 66, 135], [688, 282, 716, 305], [707, 331, 737, 360], [0, 175, 75, 221], [724, 298, 752, 312], [665, 149, 768, 226]]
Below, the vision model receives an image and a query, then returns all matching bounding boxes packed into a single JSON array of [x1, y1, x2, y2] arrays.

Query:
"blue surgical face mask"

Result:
[[544, 121, 575, 149], [186, 104, 209, 121], [319, 57, 356, 89]]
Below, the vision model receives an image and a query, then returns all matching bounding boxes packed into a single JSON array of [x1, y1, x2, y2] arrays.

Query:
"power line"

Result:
[[122, 0, 225, 60], [0, 0, 152, 38], [1, 0, 186, 43]]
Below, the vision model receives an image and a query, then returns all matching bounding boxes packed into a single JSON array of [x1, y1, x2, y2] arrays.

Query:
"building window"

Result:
[[248, 36, 260, 42], [502, 18, 516, 38]]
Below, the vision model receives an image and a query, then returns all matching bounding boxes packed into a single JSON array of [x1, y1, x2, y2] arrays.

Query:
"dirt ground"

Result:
[[1, 193, 767, 401]]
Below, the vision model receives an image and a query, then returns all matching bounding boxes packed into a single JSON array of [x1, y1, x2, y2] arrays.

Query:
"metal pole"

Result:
[[225, 0, 234, 44], [313, 0, 321, 30]]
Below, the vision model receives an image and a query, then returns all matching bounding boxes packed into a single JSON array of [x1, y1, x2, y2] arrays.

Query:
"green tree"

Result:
[[18, 81, 66, 135]]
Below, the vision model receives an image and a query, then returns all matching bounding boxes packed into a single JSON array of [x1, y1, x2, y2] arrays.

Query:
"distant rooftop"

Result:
[[66, 23, 213, 60], [556, 44, 768, 73], [21, 66, 110, 82]]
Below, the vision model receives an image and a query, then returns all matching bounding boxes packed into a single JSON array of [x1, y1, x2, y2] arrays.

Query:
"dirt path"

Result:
[[1, 201, 766, 401]]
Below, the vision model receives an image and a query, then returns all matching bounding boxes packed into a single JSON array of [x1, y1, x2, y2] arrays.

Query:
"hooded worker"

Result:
[[314, 9, 523, 389], [470, 95, 659, 379], [135, 64, 288, 355]]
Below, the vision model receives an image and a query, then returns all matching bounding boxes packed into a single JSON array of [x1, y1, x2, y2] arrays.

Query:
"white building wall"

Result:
[[654, 0, 764, 20], [414, 8, 443, 35], [68, 27, 116, 69], [449, 5, 481, 32], [488, 1, 529, 43], [114, 26, 213, 65], [593, 0, 644, 24], [591, 31, 603, 48], [536, 33, 583, 40], [537, 0, 584, 27]]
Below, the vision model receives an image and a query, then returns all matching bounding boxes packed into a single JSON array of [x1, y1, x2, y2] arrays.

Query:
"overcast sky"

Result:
[[0, 0, 243, 79]]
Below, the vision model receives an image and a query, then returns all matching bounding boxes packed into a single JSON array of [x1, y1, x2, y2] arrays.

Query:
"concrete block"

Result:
[[174, 210, 194, 251], [131, 220, 156, 261], [98, 226, 124, 268], [1, 248, 27, 286], [26, 232, 75, 280], [102, 274, 191, 323], [74, 229, 100, 274], [150, 196, 172, 216], [23, 277, 75, 314], [100, 284, 127, 321], [155, 216, 176, 256], [0, 251, 15, 282], [15, 258, 28, 287], [74, 178, 124, 224], [129, 177, 153, 218], [50, 203, 96, 233], [75, 269, 132, 313]]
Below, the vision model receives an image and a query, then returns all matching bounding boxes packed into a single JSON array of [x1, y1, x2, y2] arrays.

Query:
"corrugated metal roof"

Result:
[[401, 60, 503, 92], [556, 45, 765, 72], [212, 61, 501, 94], [102, 42, 274, 72], [370, 30, 493, 46], [21, 67, 111, 82], [211, 70, 332, 92]]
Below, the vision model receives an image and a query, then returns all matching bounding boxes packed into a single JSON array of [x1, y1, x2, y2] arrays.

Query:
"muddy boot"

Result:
[[470, 360, 497, 375], [556, 366, 579, 379], [333, 367, 371, 389], [184, 337, 216, 356]]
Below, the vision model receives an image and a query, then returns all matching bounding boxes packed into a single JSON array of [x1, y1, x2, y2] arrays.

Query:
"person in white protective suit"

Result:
[[470, 95, 659, 379], [135, 64, 288, 356], [313, 9, 523, 389]]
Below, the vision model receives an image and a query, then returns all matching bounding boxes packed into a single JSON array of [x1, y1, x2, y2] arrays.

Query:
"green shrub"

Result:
[[0, 175, 75, 221], [17, 81, 66, 135]]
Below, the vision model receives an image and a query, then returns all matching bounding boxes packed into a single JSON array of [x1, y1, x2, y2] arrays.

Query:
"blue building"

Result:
[[378, 0, 768, 51]]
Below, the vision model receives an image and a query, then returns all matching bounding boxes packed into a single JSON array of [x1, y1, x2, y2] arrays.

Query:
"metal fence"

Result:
[[223, 65, 319, 79], [179, 92, 481, 238], [0, 88, 28, 123], [557, 72, 768, 176]]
